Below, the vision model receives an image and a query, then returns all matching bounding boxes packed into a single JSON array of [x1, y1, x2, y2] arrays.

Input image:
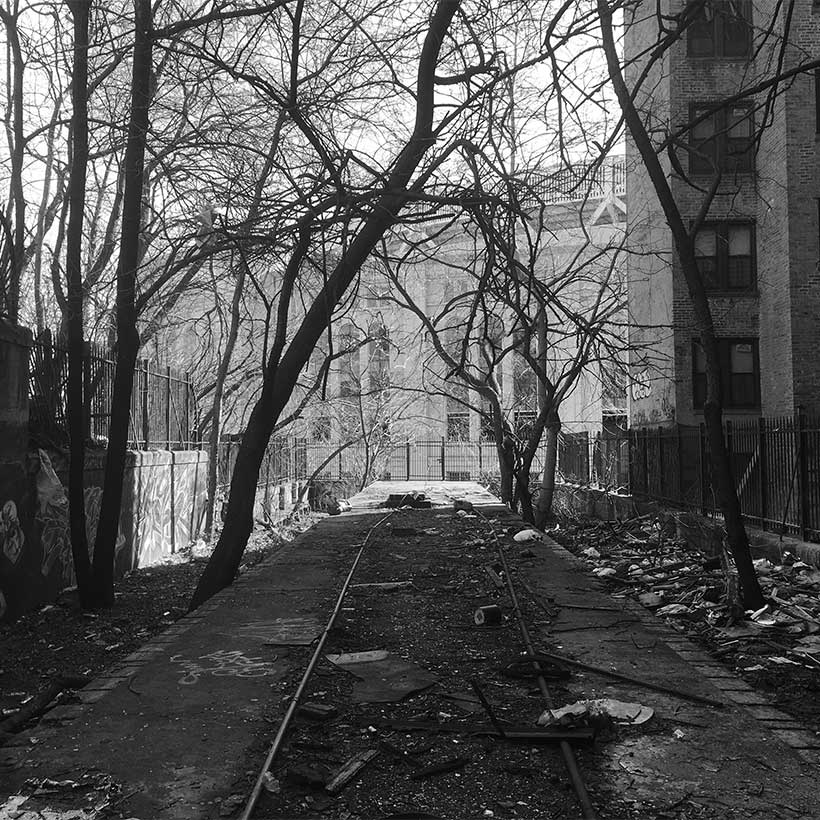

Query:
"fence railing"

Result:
[[215, 436, 593, 495], [28, 335, 196, 449], [559, 416, 820, 544]]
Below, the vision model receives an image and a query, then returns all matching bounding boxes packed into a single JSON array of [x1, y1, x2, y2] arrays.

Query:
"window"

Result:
[[368, 324, 390, 392], [447, 412, 470, 441], [338, 323, 360, 397], [694, 222, 755, 290], [689, 103, 755, 174], [687, 0, 752, 59], [692, 339, 759, 409]]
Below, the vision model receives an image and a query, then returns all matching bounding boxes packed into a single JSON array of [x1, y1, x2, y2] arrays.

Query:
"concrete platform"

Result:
[[1, 490, 818, 819], [347, 479, 499, 509]]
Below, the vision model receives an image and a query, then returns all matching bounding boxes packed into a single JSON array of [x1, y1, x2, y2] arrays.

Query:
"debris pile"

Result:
[[554, 515, 820, 720]]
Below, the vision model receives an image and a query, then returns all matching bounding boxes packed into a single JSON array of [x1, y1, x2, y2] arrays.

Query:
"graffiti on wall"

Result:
[[0, 500, 24, 565]]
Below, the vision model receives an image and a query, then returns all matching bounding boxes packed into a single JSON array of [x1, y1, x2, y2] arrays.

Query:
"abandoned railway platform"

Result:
[[1, 482, 818, 820]]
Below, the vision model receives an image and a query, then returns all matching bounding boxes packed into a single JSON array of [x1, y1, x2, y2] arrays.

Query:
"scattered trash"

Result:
[[638, 592, 664, 608], [673, 728, 686, 740], [474, 605, 503, 626], [657, 603, 691, 617], [582, 547, 601, 559], [262, 772, 281, 793], [513, 529, 542, 543], [538, 698, 654, 727], [386, 492, 431, 509], [483, 564, 505, 589], [326, 749, 379, 794], [328, 499, 352, 515], [297, 702, 338, 721], [325, 650, 438, 702]]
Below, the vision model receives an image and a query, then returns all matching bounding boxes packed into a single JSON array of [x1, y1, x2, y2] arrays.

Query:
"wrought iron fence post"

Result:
[[184, 371, 191, 448], [798, 412, 809, 542], [165, 365, 172, 449], [758, 416, 768, 529], [641, 427, 649, 495], [406, 440, 411, 480], [657, 426, 664, 498], [82, 341, 91, 441], [141, 358, 150, 450], [440, 437, 445, 480]]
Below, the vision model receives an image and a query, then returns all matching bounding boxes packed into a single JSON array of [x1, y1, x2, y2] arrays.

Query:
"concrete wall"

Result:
[[0, 447, 209, 621], [252, 478, 308, 524]]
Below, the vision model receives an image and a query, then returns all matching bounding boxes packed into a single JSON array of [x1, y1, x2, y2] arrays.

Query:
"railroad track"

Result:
[[240, 507, 598, 820]]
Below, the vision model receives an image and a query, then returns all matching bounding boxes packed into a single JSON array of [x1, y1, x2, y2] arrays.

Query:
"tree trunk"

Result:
[[534, 417, 560, 529], [91, 0, 152, 607], [65, 0, 93, 607], [598, 0, 764, 609], [189, 0, 461, 610], [205, 266, 245, 537]]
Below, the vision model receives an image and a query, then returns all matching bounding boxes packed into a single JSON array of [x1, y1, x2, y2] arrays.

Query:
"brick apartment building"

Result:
[[626, 0, 820, 427]]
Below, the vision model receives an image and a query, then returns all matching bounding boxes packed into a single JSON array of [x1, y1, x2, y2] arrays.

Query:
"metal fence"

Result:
[[215, 437, 592, 490], [28, 335, 196, 449], [559, 416, 820, 543]]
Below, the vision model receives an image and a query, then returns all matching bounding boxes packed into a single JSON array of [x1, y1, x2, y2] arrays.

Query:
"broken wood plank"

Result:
[[325, 749, 378, 794]]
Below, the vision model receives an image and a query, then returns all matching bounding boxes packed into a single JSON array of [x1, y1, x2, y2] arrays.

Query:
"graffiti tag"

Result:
[[0, 500, 24, 565], [631, 368, 652, 401], [170, 650, 279, 685]]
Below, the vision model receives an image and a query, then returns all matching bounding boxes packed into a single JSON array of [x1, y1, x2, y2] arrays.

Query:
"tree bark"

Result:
[[205, 265, 245, 536], [190, 0, 461, 610], [598, 0, 763, 609], [534, 416, 560, 529], [65, 0, 93, 607], [91, 0, 153, 606]]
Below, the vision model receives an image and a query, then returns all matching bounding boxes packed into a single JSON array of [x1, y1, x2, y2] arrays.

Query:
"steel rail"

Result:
[[240, 511, 394, 820], [477, 511, 598, 820]]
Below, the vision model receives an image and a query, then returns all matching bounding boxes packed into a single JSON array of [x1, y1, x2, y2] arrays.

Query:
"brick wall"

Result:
[[626, 0, 820, 424]]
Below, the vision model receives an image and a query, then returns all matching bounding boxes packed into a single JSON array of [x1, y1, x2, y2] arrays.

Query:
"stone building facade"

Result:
[[626, 0, 820, 426]]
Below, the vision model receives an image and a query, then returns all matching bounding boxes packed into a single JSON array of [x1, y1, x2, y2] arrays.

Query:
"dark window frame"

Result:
[[694, 221, 757, 291], [686, 0, 753, 59], [689, 102, 755, 175], [692, 337, 760, 409]]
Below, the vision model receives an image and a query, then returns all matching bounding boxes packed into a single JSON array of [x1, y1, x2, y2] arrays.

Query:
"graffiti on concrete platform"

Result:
[[0, 500, 24, 565], [170, 650, 280, 685]]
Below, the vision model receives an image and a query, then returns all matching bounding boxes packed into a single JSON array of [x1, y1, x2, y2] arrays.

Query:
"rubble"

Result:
[[554, 515, 820, 718]]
